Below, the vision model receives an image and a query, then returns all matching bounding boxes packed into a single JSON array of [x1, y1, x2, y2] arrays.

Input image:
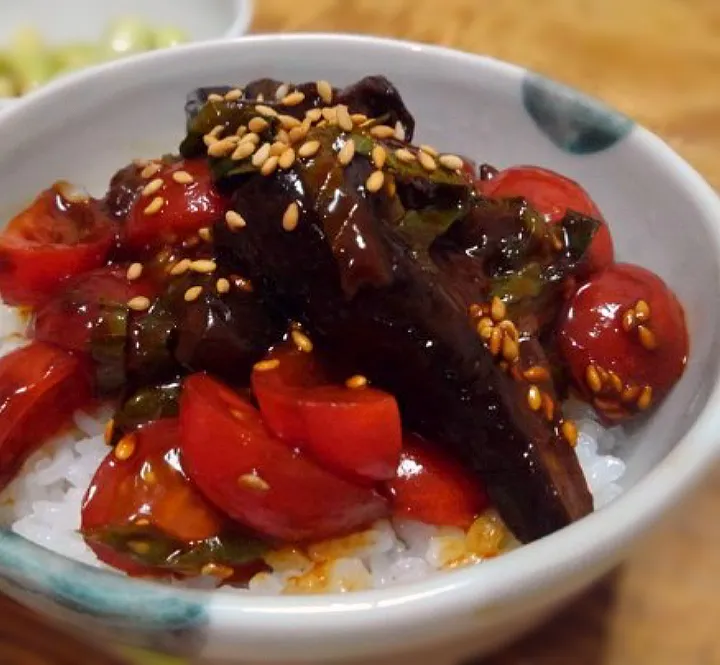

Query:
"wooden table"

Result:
[[2, 1, 720, 663]]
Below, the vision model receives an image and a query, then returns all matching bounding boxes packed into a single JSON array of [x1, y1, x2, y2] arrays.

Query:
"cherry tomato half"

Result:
[[0, 342, 91, 490], [32, 266, 155, 355], [81, 418, 226, 575], [252, 345, 402, 483], [385, 435, 489, 529], [180, 373, 388, 542], [558, 263, 688, 423], [481, 166, 614, 274], [123, 159, 229, 251], [0, 185, 116, 306]]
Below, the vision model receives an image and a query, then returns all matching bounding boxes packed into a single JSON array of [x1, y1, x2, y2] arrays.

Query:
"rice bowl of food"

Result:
[[0, 34, 717, 665]]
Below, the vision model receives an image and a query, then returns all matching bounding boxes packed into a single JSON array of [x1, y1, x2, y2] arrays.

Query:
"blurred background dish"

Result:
[[0, 0, 253, 98]]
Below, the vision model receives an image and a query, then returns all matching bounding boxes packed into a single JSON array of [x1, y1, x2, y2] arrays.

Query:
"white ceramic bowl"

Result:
[[0, 34, 719, 665]]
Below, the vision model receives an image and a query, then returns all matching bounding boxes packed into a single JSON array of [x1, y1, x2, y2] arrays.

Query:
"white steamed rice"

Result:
[[0, 303, 626, 594]]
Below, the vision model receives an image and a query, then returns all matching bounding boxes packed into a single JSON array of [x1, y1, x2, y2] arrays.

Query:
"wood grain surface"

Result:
[[2, 1, 720, 664]]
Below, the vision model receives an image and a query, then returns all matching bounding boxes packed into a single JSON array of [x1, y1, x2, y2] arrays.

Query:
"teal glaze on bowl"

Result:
[[522, 73, 634, 154], [0, 529, 208, 633]]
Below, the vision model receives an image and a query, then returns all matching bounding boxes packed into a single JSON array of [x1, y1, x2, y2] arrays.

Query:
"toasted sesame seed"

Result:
[[170, 258, 192, 276], [270, 141, 287, 157], [372, 144, 387, 169], [523, 365, 550, 382], [336, 104, 353, 131], [235, 124, 248, 138], [104, 419, 114, 445], [490, 297, 506, 322], [261, 155, 279, 176], [207, 93, 224, 103], [143, 196, 164, 216], [419, 144, 439, 158], [232, 141, 256, 161], [351, 113, 368, 125], [394, 121, 406, 141], [201, 563, 235, 579], [622, 309, 636, 332], [282, 91, 305, 106], [395, 148, 416, 163], [346, 374, 368, 389], [208, 137, 239, 157], [126, 263, 143, 281], [278, 114, 302, 130], [248, 116, 269, 133], [198, 227, 212, 242], [184, 286, 203, 302], [366, 170, 385, 193], [216, 277, 231, 294], [418, 150, 438, 172], [439, 154, 464, 171], [190, 259, 217, 274], [386, 178, 396, 197], [502, 335, 519, 363], [274, 83, 290, 101], [239, 473, 271, 491], [370, 125, 395, 139], [279, 147, 296, 170], [140, 162, 161, 179], [337, 139, 356, 166], [225, 88, 243, 101], [128, 540, 151, 555], [316, 80, 333, 104], [637, 325, 658, 350], [254, 359, 280, 372], [252, 142, 272, 167], [225, 210, 247, 230], [621, 384, 641, 403], [291, 329, 314, 353], [489, 327, 503, 355], [561, 420, 578, 446], [477, 317, 494, 340], [306, 107, 323, 122], [134, 517, 151, 526], [585, 365, 602, 393], [288, 125, 308, 143], [608, 371, 623, 394], [282, 202, 300, 231], [527, 385, 542, 411], [498, 319, 519, 342], [240, 131, 261, 145], [142, 178, 164, 197], [114, 435, 136, 461], [469, 303, 484, 318], [635, 299, 651, 322], [172, 170, 194, 185], [298, 140, 321, 158], [541, 393, 555, 421], [255, 104, 278, 118]]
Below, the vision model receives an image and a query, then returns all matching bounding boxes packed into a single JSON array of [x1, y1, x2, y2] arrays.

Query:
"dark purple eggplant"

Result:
[[212, 125, 594, 543]]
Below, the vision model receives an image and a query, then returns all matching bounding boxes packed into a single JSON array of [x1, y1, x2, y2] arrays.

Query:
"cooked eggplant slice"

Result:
[[212, 126, 593, 543]]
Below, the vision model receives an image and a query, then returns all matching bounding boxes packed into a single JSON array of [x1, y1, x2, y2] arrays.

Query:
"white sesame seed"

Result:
[[274, 83, 290, 101], [351, 113, 368, 125], [126, 263, 143, 281], [366, 170, 385, 193], [306, 108, 323, 122], [142, 178, 164, 197], [372, 144, 387, 169], [321, 107, 337, 123], [225, 210, 247, 230], [370, 125, 395, 139], [288, 125, 307, 143], [235, 124, 248, 138], [184, 286, 203, 302], [248, 116, 269, 133], [316, 80, 333, 105], [232, 141, 256, 161], [278, 114, 302, 130], [275, 129, 291, 144], [261, 155, 279, 176], [216, 278, 231, 294], [419, 144, 439, 158], [298, 140, 320, 158], [207, 93, 224, 103], [282, 91, 305, 106], [143, 196, 164, 216], [172, 170, 194, 185], [225, 88, 243, 101], [252, 142, 272, 168], [240, 132, 261, 145], [255, 104, 278, 118], [208, 137, 240, 158], [140, 163, 161, 179], [395, 148, 416, 163], [270, 141, 286, 157], [438, 154, 464, 171], [127, 296, 151, 311], [170, 259, 191, 276], [279, 147, 296, 170], [291, 329, 314, 353], [209, 125, 225, 138], [282, 202, 300, 231], [238, 473, 271, 491], [337, 139, 356, 166], [190, 259, 217, 274], [198, 227, 212, 242], [336, 105, 353, 132], [418, 151, 438, 172]]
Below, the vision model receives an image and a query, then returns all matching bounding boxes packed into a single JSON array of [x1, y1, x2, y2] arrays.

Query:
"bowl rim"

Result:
[[0, 32, 719, 632]]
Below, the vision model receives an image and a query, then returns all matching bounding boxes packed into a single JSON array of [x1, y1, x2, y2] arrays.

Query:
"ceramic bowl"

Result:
[[0, 33, 718, 665]]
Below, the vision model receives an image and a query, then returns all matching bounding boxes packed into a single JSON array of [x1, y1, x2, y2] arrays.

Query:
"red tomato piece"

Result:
[[252, 346, 402, 482], [0, 342, 91, 490], [180, 373, 388, 542], [558, 263, 688, 423], [481, 165, 614, 274], [32, 266, 155, 354], [385, 435, 489, 529], [81, 419, 225, 575], [0, 185, 116, 306], [123, 159, 229, 251]]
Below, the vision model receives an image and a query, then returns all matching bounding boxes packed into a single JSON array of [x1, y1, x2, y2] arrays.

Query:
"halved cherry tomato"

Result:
[[32, 266, 155, 354], [81, 419, 226, 575], [180, 373, 388, 542], [0, 342, 91, 490], [252, 345, 402, 483], [385, 435, 489, 529], [123, 159, 229, 251], [481, 165, 614, 274], [0, 184, 116, 306], [558, 263, 688, 423]]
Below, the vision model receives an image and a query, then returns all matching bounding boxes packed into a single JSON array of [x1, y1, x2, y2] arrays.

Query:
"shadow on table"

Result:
[[470, 568, 622, 665]]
